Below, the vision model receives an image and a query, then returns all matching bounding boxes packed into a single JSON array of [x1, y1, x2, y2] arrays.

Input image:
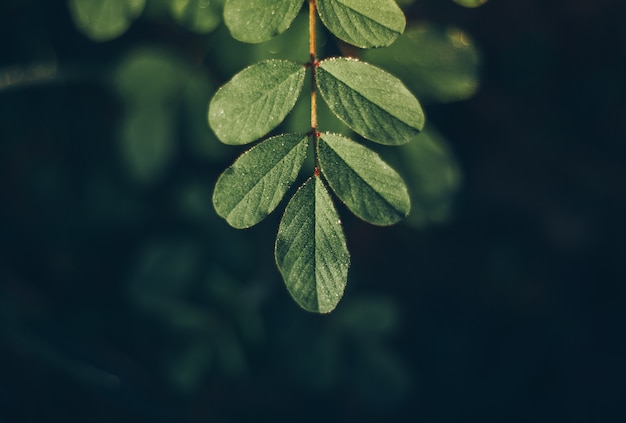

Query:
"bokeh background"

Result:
[[1, 0, 625, 422]]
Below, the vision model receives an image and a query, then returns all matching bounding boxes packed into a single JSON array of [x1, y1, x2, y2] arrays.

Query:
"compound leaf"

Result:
[[275, 177, 349, 313], [68, 0, 145, 42], [316, 0, 405, 48], [213, 133, 309, 228], [318, 133, 410, 225], [209, 59, 306, 145], [224, 0, 303, 43], [317, 57, 424, 145]]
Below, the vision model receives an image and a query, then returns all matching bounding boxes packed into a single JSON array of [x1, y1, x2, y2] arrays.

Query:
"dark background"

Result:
[[1, 0, 625, 422]]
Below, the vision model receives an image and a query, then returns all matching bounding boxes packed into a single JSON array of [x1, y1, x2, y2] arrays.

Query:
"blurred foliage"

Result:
[[1, 0, 477, 412], [68, 0, 146, 41], [364, 24, 481, 103], [453, 0, 488, 8], [112, 47, 223, 183], [6, 0, 622, 421]]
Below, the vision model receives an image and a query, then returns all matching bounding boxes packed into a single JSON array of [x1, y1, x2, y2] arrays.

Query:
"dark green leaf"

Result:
[[395, 126, 462, 227], [364, 24, 481, 103], [453, 0, 488, 8], [68, 0, 145, 42], [213, 133, 309, 228], [316, 0, 405, 48], [275, 177, 349, 313], [208, 60, 306, 145], [169, 0, 222, 34], [318, 133, 410, 225], [317, 57, 424, 145], [224, 0, 303, 43]]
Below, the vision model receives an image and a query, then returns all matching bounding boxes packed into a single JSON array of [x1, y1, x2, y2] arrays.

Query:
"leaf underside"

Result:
[[224, 0, 304, 43], [213, 133, 309, 228], [275, 177, 349, 313], [316, 0, 405, 48], [208, 59, 306, 145], [317, 57, 424, 145], [318, 132, 410, 225]]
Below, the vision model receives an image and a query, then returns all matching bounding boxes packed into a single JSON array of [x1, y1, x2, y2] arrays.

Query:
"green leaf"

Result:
[[395, 126, 462, 227], [169, 0, 222, 34], [68, 0, 145, 42], [208, 60, 306, 145], [317, 57, 424, 145], [213, 133, 309, 229], [453, 0, 488, 8], [224, 0, 303, 43], [364, 24, 481, 103], [275, 177, 350, 313], [316, 0, 405, 48], [318, 133, 410, 225]]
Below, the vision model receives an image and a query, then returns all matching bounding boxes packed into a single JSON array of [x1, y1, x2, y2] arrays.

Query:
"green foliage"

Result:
[[316, 0, 406, 48], [113, 48, 219, 183], [318, 133, 410, 225], [213, 133, 309, 228], [169, 0, 222, 33], [364, 24, 481, 103], [224, 0, 303, 43], [210, 0, 425, 312], [453, 0, 488, 8], [68, 0, 146, 41], [208, 60, 306, 145], [317, 57, 424, 145], [275, 177, 350, 313]]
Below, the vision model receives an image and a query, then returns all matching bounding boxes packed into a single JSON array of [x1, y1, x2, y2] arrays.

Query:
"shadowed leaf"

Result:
[[68, 0, 145, 41], [169, 0, 222, 33]]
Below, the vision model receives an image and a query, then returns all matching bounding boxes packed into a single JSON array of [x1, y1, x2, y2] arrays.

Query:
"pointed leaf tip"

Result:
[[275, 177, 350, 313]]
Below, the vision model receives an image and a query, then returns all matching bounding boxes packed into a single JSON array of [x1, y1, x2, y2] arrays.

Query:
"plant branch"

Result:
[[309, 0, 320, 174]]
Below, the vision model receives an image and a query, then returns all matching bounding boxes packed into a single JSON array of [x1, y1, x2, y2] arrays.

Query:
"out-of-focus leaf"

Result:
[[397, 126, 462, 227], [316, 0, 405, 48], [318, 133, 410, 225], [453, 0, 488, 8], [169, 0, 222, 33], [364, 24, 481, 103], [113, 48, 218, 183], [208, 60, 306, 145], [213, 133, 309, 228], [275, 177, 350, 313], [119, 108, 175, 183], [224, 0, 303, 43], [336, 296, 398, 338], [317, 57, 424, 145], [68, 0, 145, 41]]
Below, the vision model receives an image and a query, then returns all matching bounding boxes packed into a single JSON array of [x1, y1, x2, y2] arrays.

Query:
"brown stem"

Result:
[[309, 0, 318, 131]]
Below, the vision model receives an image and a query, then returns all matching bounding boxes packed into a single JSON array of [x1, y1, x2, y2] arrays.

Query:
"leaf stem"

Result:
[[309, 0, 319, 174]]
